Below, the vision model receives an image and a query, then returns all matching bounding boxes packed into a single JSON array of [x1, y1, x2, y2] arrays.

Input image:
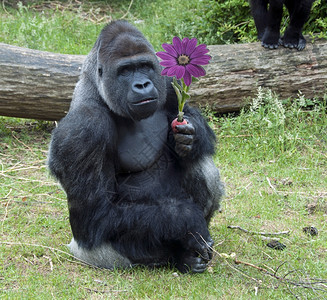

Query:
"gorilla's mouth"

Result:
[[133, 98, 157, 106], [129, 97, 158, 120]]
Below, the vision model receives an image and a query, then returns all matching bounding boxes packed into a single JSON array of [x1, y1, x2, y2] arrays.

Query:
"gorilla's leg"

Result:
[[182, 155, 224, 223], [261, 0, 284, 49], [281, 0, 314, 50], [250, 0, 269, 40], [68, 238, 132, 269]]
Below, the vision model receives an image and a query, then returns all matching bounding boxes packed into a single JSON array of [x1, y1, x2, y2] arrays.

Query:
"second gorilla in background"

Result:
[[250, 0, 315, 50]]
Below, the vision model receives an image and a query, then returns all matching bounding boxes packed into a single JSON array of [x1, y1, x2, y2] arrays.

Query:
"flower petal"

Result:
[[185, 38, 198, 56], [160, 59, 177, 67], [167, 65, 183, 78], [190, 47, 209, 58], [166, 66, 177, 76], [194, 44, 208, 51], [181, 37, 190, 54], [172, 37, 182, 55], [174, 65, 186, 79], [183, 70, 192, 86], [156, 51, 176, 61], [162, 43, 178, 57], [186, 64, 206, 77], [161, 67, 170, 75], [190, 56, 211, 65]]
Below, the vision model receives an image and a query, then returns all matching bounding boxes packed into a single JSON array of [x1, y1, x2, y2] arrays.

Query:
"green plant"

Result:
[[217, 87, 327, 162]]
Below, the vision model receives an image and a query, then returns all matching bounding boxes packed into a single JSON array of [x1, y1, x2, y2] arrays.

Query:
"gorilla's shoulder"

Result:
[[54, 104, 117, 146]]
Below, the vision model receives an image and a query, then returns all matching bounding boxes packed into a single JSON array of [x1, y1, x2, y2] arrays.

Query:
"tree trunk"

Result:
[[0, 39, 326, 121], [192, 38, 327, 113], [0, 43, 84, 121]]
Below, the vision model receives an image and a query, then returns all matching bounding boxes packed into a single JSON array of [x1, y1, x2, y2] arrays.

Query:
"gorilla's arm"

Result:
[[48, 105, 117, 248], [48, 107, 211, 260]]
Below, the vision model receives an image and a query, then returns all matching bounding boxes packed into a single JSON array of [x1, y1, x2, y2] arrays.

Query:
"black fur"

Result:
[[48, 20, 224, 273], [250, 0, 315, 50]]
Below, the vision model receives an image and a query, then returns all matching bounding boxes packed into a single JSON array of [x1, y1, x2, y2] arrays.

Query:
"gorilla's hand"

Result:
[[177, 232, 213, 273], [173, 121, 195, 157]]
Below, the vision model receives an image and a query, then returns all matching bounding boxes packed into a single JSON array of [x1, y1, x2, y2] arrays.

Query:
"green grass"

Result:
[[1, 1, 327, 299], [0, 0, 204, 53], [1, 0, 326, 53], [1, 90, 326, 299]]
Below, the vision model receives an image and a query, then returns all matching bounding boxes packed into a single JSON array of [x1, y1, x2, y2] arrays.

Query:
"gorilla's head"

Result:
[[94, 20, 167, 121]]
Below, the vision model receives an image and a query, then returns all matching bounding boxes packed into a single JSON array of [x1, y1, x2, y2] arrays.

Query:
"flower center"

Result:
[[177, 54, 190, 65]]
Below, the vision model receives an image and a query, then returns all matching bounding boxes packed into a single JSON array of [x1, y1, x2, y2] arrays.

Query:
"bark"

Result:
[[0, 39, 326, 121], [0, 43, 84, 121]]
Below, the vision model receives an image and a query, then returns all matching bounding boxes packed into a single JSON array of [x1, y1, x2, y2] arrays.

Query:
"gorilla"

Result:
[[250, 0, 315, 50], [48, 20, 224, 273]]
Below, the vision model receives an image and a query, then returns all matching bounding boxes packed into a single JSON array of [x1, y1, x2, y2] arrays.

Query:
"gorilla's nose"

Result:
[[132, 80, 154, 94]]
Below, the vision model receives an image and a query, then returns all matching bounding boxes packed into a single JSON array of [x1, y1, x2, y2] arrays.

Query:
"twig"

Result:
[[2, 165, 46, 173], [1, 172, 56, 185], [201, 235, 327, 294], [220, 134, 254, 138], [234, 258, 327, 292], [234, 258, 267, 272], [120, 0, 134, 19], [227, 225, 290, 236], [21, 255, 35, 265], [1, 189, 12, 234], [12, 133, 36, 155], [1, 241, 93, 268], [225, 182, 252, 201], [43, 255, 54, 271], [266, 177, 277, 193], [85, 288, 128, 294], [301, 141, 327, 159], [1, 0, 9, 14]]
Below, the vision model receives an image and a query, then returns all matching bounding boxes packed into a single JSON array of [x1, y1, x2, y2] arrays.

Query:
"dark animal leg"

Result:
[[261, 1, 284, 49], [250, 0, 269, 40], [281, 0, 314, 50]]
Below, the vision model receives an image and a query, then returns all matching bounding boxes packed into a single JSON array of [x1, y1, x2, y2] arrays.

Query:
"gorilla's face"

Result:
[[96, 32, 167, 121]]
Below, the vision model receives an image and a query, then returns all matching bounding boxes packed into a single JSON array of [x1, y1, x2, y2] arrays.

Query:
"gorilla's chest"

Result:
[[116, 112, 168, 173]]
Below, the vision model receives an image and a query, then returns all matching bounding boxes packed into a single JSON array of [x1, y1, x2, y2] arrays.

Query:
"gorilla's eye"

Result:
[[98, 67, 103, 77], [118, 66, 132, 76]]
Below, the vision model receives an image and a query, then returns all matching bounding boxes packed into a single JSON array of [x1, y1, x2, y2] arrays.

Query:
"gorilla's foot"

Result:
[[176, 254, 209, 274], [280, 35, 307, 51]]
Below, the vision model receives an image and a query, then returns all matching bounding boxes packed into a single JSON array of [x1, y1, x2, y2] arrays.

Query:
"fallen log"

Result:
[[0, 39, 326, 121]]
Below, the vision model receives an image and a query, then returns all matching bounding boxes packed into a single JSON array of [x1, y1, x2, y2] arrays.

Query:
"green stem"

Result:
[[172, 77, 191, 122], [177, 111, 184, 122]]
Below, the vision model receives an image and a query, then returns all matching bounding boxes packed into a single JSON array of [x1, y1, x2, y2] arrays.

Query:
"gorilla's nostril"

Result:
[[135, 84, 143, 90]]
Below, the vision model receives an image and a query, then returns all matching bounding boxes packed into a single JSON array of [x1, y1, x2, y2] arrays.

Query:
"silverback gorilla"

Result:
[[250, 0, 315, 50], [48, 20, 224, 273]]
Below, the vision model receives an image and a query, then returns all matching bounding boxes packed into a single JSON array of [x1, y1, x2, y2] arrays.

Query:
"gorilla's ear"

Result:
[[96, 41, 103, 78], [98, 66, 103, 77]]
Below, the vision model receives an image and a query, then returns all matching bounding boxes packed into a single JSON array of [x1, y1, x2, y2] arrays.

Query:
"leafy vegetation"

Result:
[[0, 0, 326, 52], [0, 0, 326, 299]]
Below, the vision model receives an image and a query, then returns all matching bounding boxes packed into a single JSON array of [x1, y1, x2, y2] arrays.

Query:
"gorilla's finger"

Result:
[[177, 254, 208, 273], [191, 259, 208, 273], [196, 244, 211, 262], [174, 133, 194, 145], [206, 237, 214, 260], [175, 144, 192, 156], [174, 123, 195, 135]]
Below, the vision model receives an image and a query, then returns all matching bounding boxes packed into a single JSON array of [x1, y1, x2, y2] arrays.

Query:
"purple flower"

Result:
[[156, 37, 211, 86]]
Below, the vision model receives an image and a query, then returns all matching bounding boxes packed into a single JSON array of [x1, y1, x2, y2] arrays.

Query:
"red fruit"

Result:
[[171, 118, 188, 133]]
